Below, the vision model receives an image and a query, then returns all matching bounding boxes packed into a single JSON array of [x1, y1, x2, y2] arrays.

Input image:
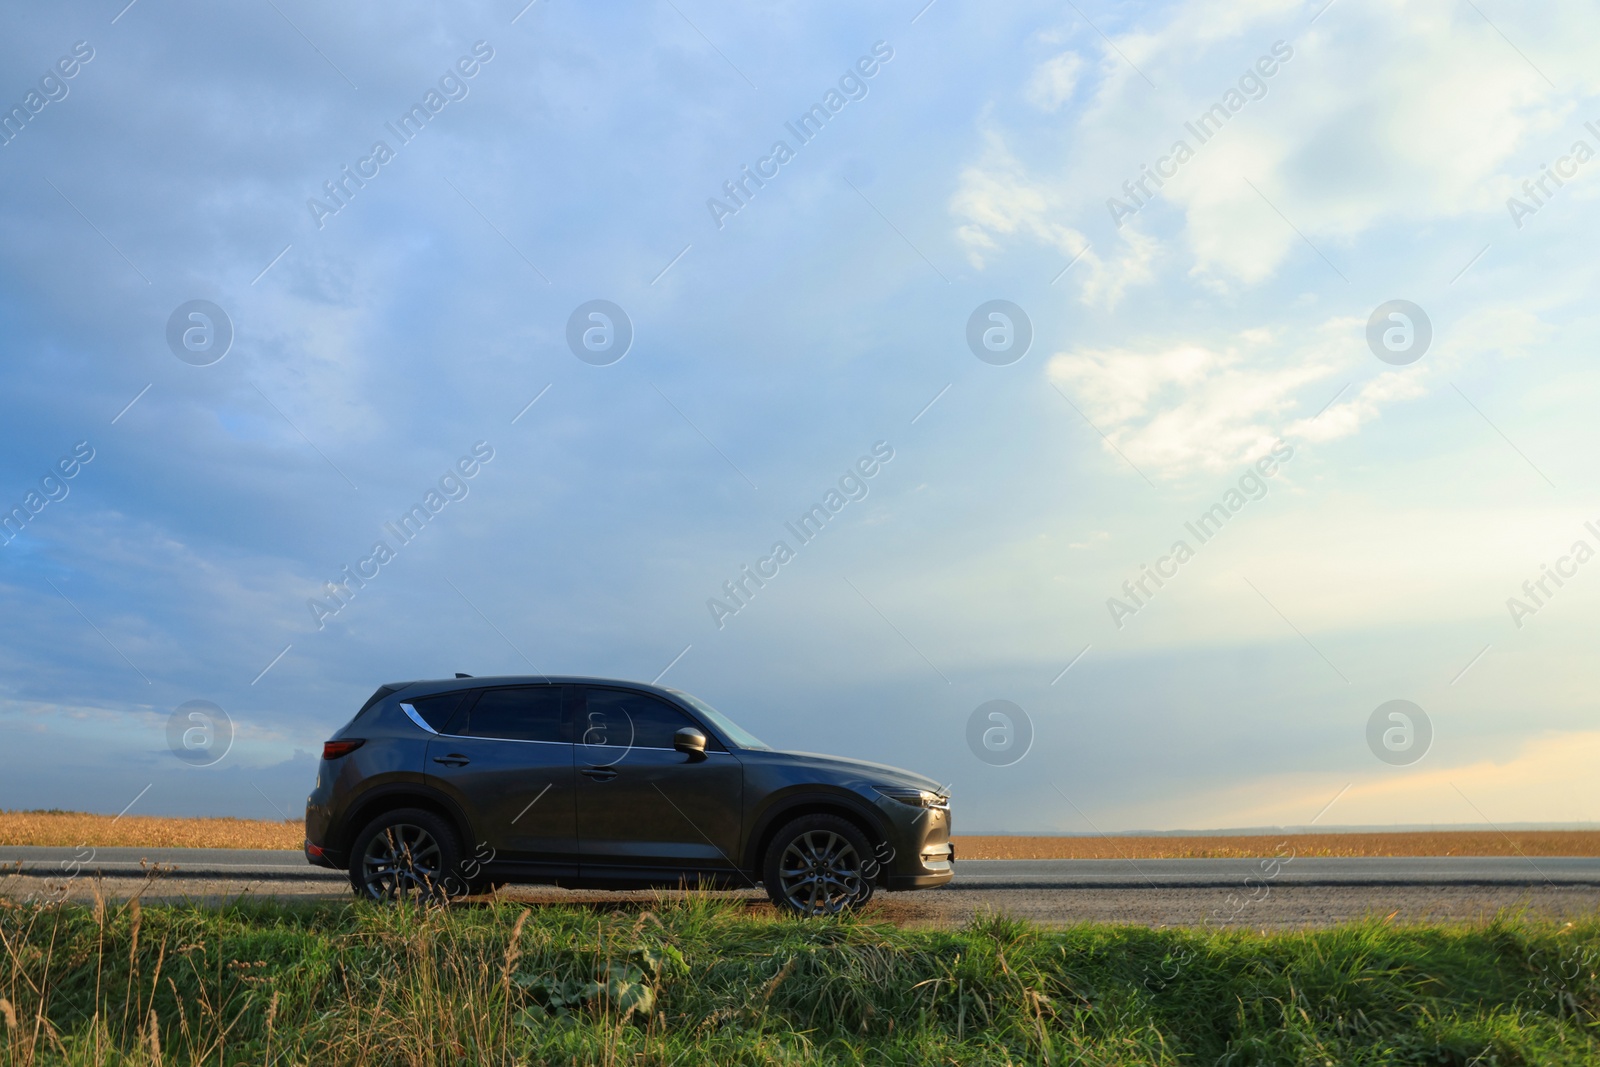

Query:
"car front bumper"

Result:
[[877, 796, 954, 890], [888, 838, 953, 889]]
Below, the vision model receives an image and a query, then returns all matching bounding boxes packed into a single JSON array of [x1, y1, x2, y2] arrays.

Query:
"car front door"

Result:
[[573, 686, 743, 882], [420, 685, 577, 878]]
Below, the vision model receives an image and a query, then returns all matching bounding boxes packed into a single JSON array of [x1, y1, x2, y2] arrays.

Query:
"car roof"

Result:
[[383, 675, 685, 699]]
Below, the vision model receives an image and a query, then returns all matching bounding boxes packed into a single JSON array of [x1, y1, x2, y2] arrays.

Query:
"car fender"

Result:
[[331, 778, 478, 856], [743, 785, 892, 872]]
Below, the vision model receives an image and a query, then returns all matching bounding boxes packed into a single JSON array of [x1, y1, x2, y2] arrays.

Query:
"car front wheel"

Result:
[[762, 814, 876, 916]]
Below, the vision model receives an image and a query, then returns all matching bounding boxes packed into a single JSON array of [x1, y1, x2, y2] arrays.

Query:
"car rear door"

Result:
[[573, 685, 743, 882], [420, 685, 577, 876]]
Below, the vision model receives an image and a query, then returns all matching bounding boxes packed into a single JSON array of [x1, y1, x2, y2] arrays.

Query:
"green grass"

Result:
[[1, 892, 1597, 1065]]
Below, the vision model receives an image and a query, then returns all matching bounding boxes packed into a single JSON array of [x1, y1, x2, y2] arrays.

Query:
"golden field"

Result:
[[0, 811, 302, 850], [4, 811, 1600, 858], [953, 831, 1600, 859]]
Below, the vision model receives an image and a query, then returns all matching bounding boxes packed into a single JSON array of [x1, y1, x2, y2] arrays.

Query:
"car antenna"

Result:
[[455, 672, 473, 678]]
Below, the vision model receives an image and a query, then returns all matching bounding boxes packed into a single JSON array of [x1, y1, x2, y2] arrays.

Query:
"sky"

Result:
[[1, 0, 1598, 833]]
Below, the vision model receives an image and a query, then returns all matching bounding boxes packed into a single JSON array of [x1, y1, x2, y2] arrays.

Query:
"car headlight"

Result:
[[875, 786, 949, 809]]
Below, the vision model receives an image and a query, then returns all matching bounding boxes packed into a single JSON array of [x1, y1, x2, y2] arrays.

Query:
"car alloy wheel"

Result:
[[764, 815, 876, 916], [348, 807, 462, 903], [360, 823, 444, 900]]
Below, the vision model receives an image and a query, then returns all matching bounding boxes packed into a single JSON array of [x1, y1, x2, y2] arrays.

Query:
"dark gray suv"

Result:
[[304, 675, 953, 915]]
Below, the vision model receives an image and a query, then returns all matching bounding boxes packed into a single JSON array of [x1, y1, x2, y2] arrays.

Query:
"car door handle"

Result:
[[580, 767, 617, 781], [433, 754, 471, 767]]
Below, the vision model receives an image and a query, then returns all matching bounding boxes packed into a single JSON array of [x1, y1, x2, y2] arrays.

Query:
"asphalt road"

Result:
[[0, 846, 329, 881], [5, 848, 1600, 887], [955, 856, 1600, 888], [5, 849, 1597, 928]]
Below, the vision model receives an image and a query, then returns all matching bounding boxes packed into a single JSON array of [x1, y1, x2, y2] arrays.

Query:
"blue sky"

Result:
[[2, 0, 1598, 832]]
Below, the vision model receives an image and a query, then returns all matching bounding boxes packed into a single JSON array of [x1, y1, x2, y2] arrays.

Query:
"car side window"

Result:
[[579, 688, 724, 752], [458, 686, 567, 743]]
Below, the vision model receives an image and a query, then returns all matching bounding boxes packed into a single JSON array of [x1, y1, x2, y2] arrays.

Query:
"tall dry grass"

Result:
[[1, 887, 1598, 1065]]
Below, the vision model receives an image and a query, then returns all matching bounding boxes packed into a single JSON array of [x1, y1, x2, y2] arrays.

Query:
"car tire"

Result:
[[348, 807, 463, 903], [762, 814, 877, 916]]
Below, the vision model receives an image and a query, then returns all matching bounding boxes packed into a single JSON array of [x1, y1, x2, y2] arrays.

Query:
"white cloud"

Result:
[[1025, 52, 1083, 112], [1078, 227, 1161, 309], [1045, 300, 1554, 476], [1047, 317, 1352, 476], [1288, 303, 1553, 444], [948, 0, 1600, 289], [950, 133, 1087, 268], [949, 133, 1157, 308]]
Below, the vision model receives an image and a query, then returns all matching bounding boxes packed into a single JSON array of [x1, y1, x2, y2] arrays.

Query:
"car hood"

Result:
[[760, 749, 944, 793]]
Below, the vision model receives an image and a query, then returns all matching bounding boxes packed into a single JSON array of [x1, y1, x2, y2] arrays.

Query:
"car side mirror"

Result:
[[673, 727, 708, 760]]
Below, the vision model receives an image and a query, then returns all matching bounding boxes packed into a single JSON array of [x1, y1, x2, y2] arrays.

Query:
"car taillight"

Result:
[[322, 739, 365, 760]]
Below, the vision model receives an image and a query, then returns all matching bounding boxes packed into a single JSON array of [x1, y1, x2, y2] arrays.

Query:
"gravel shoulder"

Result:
[[5, 868, 1596, 930]]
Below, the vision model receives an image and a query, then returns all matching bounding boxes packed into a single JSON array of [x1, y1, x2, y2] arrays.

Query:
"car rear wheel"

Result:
[[762, 815, 876, 916], [348, 808, 462, 903]]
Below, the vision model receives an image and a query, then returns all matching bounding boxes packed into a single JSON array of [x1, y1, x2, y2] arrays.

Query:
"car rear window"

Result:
[[408, 691, 468, 732]]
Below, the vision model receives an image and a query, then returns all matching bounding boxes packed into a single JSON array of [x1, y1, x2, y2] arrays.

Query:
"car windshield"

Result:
[[671, 690, 771, 750]]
